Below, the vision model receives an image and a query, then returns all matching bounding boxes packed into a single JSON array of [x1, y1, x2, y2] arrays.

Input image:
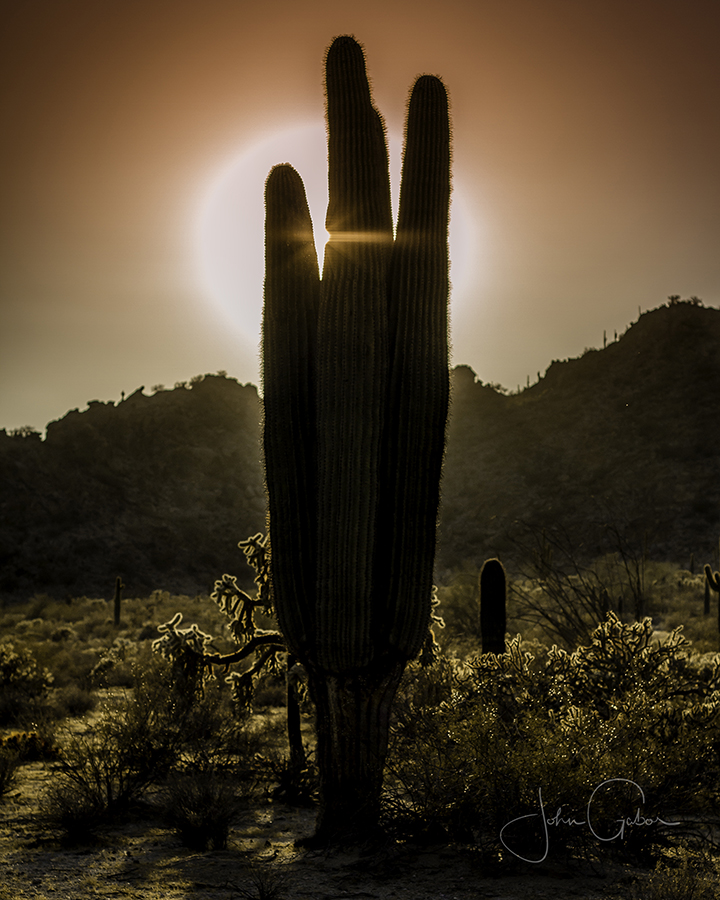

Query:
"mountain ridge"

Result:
[[2, 302, 719, 600]]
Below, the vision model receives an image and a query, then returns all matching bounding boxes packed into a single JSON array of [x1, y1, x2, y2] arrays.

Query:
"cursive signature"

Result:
[[499, 778, 680, 863]]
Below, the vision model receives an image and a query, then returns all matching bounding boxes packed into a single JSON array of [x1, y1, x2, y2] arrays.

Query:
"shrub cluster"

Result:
[[386, 614, 720, 862], [0, 641, 53, 725], [42, 656, 247, 842], [161, 768, 243, 850]]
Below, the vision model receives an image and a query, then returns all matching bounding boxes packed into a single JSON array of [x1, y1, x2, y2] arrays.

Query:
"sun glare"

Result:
[[195, 123, 477, 346]]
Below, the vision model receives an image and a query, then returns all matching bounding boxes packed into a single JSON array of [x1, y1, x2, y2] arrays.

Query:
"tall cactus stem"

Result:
[[479, 558, 507, 655], [262, 35, 451, 842], [113, 575, 124, 627], [263, 165, 319, 661]]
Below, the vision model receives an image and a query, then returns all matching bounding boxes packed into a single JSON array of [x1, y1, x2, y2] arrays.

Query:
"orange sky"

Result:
[[1, 0, 719, 431]]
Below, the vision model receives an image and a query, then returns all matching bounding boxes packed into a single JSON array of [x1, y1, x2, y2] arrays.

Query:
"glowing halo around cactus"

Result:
[[195, 122, 476, 343]]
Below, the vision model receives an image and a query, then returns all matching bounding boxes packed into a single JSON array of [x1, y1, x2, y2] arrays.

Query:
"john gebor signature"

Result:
[[499, 778, 680, 863]]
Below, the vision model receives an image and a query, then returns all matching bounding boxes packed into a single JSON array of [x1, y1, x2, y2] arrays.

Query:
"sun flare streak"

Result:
[[195, 122, 480, 348]]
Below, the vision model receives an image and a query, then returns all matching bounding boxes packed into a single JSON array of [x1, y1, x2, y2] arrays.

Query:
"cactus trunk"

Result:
[[308, 662, 404, 844], [262, 36, 450, 843]]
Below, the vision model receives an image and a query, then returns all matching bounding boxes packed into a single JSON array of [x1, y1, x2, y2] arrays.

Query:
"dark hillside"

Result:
[[1, 303, 719, 600], [0, 375, 265, 599], [440, 301, 720, 569]]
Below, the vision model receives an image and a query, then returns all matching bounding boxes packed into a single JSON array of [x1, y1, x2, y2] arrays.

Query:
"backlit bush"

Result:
[[0, 641, 53, 725], [386, 614, 720, 859]]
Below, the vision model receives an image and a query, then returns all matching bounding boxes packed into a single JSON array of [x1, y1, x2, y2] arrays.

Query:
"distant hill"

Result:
[[440, 300, 720, 571], [0, 375, 266, 599], [1, 302, 719, 600]]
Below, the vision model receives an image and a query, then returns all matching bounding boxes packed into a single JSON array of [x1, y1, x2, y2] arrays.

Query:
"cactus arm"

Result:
[[381, 74, 451, 656], [705, 565, 720, 646], [313, 36, 395, 672], [705, 564, 720, 593], [323, 36, 393, 239], [201, 632, 285, 668], [262, 164, 320, 661]]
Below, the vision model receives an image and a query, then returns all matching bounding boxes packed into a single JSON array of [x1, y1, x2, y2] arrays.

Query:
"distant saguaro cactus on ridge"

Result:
[[263, 35, 451, 844]]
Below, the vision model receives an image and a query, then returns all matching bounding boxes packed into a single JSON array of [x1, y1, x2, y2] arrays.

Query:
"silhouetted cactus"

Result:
[[704, 564, 720, 646], [479, 559, 507, 655], [113, 576, 124, 627], [262, 36, 450, 843]]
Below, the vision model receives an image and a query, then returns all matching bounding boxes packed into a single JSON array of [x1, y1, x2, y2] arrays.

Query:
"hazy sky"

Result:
[[2, 0, 719, 432]]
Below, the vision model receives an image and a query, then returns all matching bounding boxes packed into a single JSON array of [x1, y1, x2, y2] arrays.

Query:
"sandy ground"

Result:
[[0, 759, 656, 900]]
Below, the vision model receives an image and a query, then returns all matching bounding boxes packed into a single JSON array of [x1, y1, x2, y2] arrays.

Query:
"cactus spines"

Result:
[[479, 558, 507, 655], [262, 36, 450, 842]]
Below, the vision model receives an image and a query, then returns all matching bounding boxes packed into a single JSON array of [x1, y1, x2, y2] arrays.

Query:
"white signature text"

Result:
[[499, 778, 680, 863]]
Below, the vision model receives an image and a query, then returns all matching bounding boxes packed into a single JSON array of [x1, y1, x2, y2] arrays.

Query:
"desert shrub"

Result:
[[0, 747, 19, 802], [230, 864, 288, 900], [44, 718, 174, 838], [0, 641, 54, 725], [435, 573, 482, 651], [161, 768, 244, 850], [509, 518, 671, 647], [654, 570, 718, 652], [253, 746, 318, 806], [252, 673, 287, 708], [43, 653, 251, 839], [43, 657, 195, 837], [49, 683, 97, 719], [29, 642, 101, 690], [385, 614, 720, 860], [624, 846, 720, 898], [0, 730, 59, 761], [84, 638, 140, 688]]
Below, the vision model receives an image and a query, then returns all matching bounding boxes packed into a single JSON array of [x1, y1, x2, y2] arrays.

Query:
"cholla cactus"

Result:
[[152, 613, 215, 701], [262, 36, 450, 842]]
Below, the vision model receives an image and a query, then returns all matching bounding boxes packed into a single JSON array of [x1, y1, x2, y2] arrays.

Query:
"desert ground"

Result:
[[0, 757, 658, 900]]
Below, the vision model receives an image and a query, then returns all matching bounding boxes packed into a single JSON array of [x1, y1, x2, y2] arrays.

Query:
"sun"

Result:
[[195, 122, 477, 345]]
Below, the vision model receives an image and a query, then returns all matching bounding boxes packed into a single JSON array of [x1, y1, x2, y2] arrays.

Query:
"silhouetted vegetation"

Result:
[[0, 373, 265, 600], [0, 567, 718, 895], [479, 558, 507, 654], [1, 303, 720, 603], [386, 615, 720, 862], [261, 35, 451, 845]]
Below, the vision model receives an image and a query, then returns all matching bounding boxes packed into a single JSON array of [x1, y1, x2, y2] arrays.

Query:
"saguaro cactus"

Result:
[[262, 36, 450, 843], [704, 564, 720, 647], [479, 558, 507, 655], [113, 575, 124, 627]]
